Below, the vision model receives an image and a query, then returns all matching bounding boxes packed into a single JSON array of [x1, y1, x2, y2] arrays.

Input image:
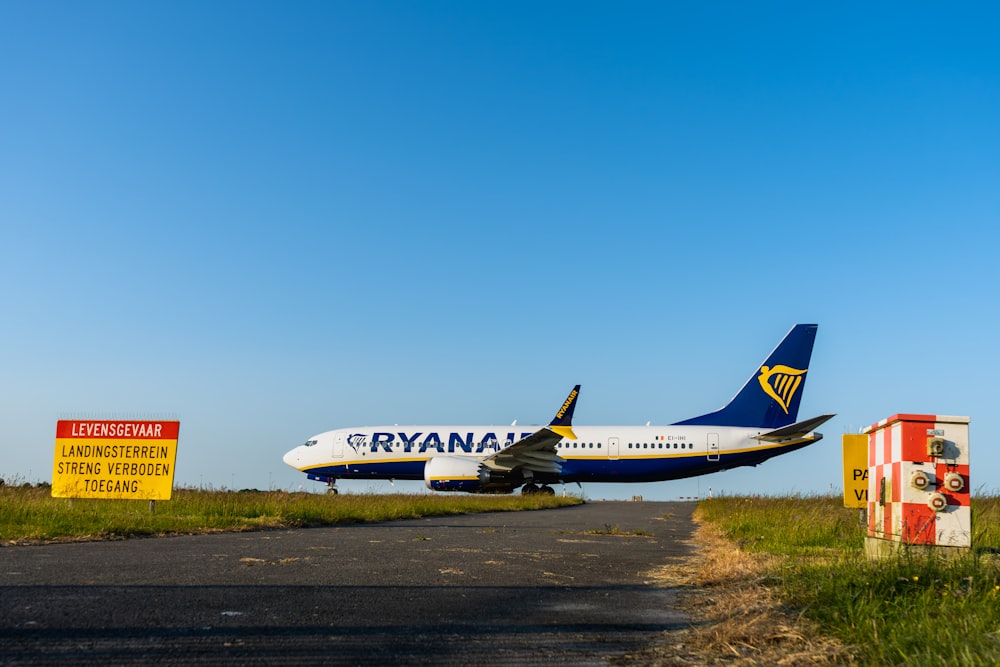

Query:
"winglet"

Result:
[[548, 385, 580, 440]]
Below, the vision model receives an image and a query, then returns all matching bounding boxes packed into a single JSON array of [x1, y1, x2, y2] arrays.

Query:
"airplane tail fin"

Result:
[[673, 324, 818, 429]]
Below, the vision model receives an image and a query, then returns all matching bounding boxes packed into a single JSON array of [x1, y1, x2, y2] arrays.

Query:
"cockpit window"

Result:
[[303, 439, 318, 447]]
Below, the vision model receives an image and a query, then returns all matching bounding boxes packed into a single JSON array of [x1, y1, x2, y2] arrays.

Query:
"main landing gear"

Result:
[[521, 483, 555, 496]]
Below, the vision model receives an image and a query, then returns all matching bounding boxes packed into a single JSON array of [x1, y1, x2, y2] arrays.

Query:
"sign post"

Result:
[[842, 434, 869, 508], [52, 420, 180, 500]]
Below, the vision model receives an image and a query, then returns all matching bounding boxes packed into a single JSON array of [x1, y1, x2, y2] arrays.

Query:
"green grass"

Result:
[[0, 485, 581, 543], [697, 495, 1000, 666], [697, 494, 867, 555], [585, 522, 653, 537]]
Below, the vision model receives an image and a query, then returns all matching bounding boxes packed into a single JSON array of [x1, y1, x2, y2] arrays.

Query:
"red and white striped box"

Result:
[[865, 414, 970, 548]]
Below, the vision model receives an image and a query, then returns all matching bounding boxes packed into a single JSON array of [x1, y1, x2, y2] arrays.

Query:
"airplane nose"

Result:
[[283, 447, 300, 469]]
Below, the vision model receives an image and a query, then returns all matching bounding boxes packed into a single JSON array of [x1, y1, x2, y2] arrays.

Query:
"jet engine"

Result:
[[424, 455, 488, 492], [424, 456, 515, 493]]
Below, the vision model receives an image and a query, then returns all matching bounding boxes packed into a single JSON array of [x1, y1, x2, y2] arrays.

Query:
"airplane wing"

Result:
[[755, 414, 836, 442], [481, 385, 580, 477]]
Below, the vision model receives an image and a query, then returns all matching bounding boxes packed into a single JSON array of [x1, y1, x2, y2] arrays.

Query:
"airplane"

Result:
[[282, 324, 834, 495]]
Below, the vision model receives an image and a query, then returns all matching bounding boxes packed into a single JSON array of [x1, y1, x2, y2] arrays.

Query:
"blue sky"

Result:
[[2, 2, 997, 500]]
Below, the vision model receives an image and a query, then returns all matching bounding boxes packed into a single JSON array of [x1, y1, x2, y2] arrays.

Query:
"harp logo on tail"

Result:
[[757, 365, 807, 415]]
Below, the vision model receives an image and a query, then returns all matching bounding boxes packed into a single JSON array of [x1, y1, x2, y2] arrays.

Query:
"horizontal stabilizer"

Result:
[[756, 414, 835, 441]]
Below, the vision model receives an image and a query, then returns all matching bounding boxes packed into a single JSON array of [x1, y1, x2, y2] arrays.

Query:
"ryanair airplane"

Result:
[[283, 324, 833, 495]]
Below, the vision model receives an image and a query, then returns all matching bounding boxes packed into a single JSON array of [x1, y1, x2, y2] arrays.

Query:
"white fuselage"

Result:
[[283, 423, 814, 485]]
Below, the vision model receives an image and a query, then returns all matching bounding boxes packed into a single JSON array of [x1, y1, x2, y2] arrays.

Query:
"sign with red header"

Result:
[[52, 420, 180, 500]]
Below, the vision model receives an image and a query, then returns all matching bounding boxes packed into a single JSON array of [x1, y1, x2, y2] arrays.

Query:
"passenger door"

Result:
[[707, 433, 720, 461]]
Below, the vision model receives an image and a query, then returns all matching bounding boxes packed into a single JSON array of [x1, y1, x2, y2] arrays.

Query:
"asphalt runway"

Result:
[[1, 501, 696, 666]]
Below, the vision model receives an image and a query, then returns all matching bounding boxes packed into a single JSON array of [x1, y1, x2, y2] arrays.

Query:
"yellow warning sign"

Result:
[[52, 420, 179, 500], [842, 433, 868, 508]]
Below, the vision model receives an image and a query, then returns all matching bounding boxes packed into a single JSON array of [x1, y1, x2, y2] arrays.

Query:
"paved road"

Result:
[[1, 501, 695, 666]]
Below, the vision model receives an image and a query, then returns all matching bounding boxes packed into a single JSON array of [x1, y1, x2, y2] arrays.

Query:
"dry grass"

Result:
[[626, 495, 1000, 666], [621, 520, 853, 666]]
